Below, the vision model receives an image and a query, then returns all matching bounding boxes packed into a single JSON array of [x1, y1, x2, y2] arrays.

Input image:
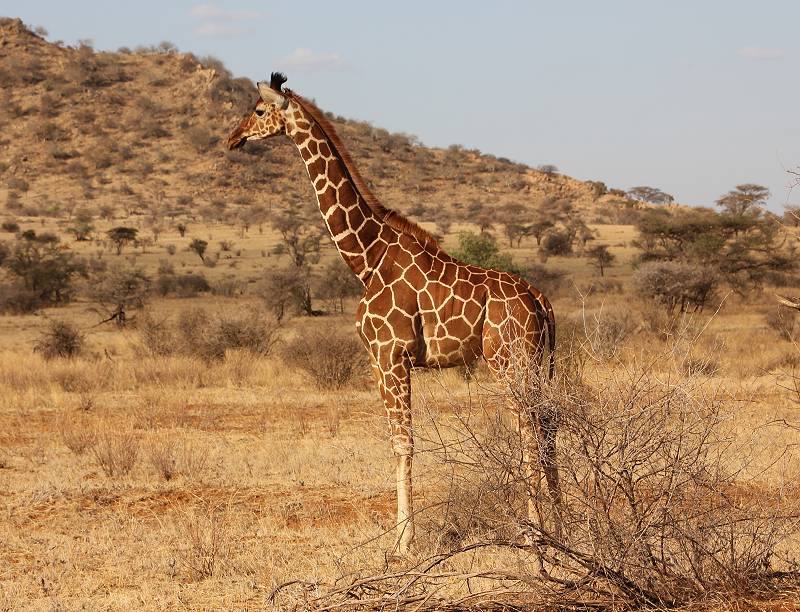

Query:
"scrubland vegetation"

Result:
[[1, 16, 800, 610]]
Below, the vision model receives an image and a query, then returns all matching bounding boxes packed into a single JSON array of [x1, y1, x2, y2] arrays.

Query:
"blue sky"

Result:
[[5, 1, 799, 210]]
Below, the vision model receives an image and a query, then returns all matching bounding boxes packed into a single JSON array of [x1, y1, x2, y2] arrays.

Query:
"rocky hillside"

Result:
[[0, 17, 633, 226]]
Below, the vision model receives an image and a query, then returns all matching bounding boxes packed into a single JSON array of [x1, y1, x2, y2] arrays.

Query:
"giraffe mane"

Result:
[[287, 92, 441, 251]]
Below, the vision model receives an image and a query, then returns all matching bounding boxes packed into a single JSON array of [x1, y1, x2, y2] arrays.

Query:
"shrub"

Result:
[[147, 430, 208, 481], [578, 305, 636, 360], [0, 283, 40, 313], [88, 265, 151, 311], [541, 230, 573, 256], [93, 428, 139, 477], [261, 265, 314, 322], [194, 307, 280, 360], [315, 258, 363, 313], [7, 177, 29, 192], [210, 279, 246, 297], [156, 273, 210, 297], [137, 307, 280, 361], [58, 412, 97, 455], [764, 308, 798, 341], [283, 320, 367, 389], [523, 264, 568, 297], [633, 261, 718, 313], [33, 320, 85, 360], [188, 238, 208, 262], [449, 232, 521, 274], [1, 221, 20, 233]]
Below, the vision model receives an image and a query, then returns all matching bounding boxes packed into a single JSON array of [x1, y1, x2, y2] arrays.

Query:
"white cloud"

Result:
[[193, 22, 254, 38], [738, 46, 784, 61], [190, 4, 263, 38], [276, 48, 349, 72], [189, 4, 261, 21]]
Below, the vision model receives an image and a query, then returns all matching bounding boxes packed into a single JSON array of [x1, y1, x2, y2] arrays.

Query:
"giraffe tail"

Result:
[[525, 284, 556, 380], [542, 293, 556, 380]]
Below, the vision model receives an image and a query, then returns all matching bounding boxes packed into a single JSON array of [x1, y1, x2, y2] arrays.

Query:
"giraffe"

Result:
[[227, 73, 559, 555]]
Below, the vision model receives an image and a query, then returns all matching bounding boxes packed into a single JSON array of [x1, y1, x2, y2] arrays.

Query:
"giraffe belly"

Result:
[[418, 330, 483, 368]]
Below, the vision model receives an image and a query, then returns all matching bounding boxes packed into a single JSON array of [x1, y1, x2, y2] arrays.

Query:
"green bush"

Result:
[[450, 232, 521, 274]]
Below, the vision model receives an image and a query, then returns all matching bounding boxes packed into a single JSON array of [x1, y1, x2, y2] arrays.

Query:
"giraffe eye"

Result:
[[255, 108, 265, 117]]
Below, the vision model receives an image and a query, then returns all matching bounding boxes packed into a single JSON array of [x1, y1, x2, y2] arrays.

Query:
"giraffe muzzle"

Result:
[[226, 133, 247, 150]]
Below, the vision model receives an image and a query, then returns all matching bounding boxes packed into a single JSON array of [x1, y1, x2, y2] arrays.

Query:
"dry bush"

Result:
[[764, 307, 798, 341], [58, 412, 97, 455], [524, 263, 568, 297], [174, 503, 232, 580], [137, 306, 280, 361], [147, 429, 208, 481], [286, 328, 800, 611], [283, 320, 368, 389], [33, 320, 85, 359], [0, 282, 39, 313], [633, 260, 718, 314], [572, 304, 635, 360], [92, 425, 139, 477]]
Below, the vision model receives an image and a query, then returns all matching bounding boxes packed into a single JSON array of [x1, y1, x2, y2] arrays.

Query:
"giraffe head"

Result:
[[227, 72, 292, 150]]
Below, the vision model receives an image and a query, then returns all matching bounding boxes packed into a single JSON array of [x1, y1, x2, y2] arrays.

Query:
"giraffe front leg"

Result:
[[374, 353, 415, 556]]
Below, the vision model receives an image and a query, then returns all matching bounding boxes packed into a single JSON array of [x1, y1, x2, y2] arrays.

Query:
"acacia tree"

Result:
[[106, 227, 138, 255], [4, 236, 86, 304], [188, 238, 208, 262], [67, 208, 95, 241], [586, 244, 615, 277], [634, 188, 794, 294], [315, 258, 363, 314], [627, 186, 675, 205], [88, 266, 151, 326], [716, 183, 769, 217], [267, 201, 326, 317]]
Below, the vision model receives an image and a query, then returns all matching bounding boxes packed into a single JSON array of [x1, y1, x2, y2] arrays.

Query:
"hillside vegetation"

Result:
[[0, 17, 630, 227]]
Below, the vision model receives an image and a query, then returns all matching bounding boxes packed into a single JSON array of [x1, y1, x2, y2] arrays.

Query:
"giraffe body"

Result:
[[227, 74, 558, 554]]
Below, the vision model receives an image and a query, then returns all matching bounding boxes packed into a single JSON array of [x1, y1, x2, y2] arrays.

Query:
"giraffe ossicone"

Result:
[[227, 73, 559, 555]]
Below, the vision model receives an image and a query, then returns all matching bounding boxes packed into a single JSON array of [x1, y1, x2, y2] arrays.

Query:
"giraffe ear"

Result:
[[257, 82, 289, 110]]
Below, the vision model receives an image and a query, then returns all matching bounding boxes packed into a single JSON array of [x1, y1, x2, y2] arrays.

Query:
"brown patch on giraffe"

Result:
[[346, 205, 363, 229], [404, 265, 425, 288], [463, 300, 483, 322], [335, 181, 358, 207], [337, 232, 361, 254], [326, 159, 345, 185], [307, 157, 327, 178], [309, 123, 326, 140], [447, 317, 473, 338], [299, 146, 313, 162], [391, 246, 413, 269], [359, 218, 382, 242]]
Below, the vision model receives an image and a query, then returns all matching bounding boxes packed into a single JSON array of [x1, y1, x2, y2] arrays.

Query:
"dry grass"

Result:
[[0, 291, 798, 608]]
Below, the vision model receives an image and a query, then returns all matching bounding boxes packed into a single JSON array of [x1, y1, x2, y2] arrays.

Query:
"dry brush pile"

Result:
[[272, 326, 800, 610]]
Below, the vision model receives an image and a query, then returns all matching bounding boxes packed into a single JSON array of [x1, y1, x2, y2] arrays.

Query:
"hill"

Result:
[[0, 17, 634, 227]]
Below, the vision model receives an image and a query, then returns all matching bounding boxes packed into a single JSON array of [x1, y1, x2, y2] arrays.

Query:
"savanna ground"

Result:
[[1, 219, 800, 610]]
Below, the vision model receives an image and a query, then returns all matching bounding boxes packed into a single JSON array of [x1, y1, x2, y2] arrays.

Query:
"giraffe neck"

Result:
[[288, 106, 392, 281]]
